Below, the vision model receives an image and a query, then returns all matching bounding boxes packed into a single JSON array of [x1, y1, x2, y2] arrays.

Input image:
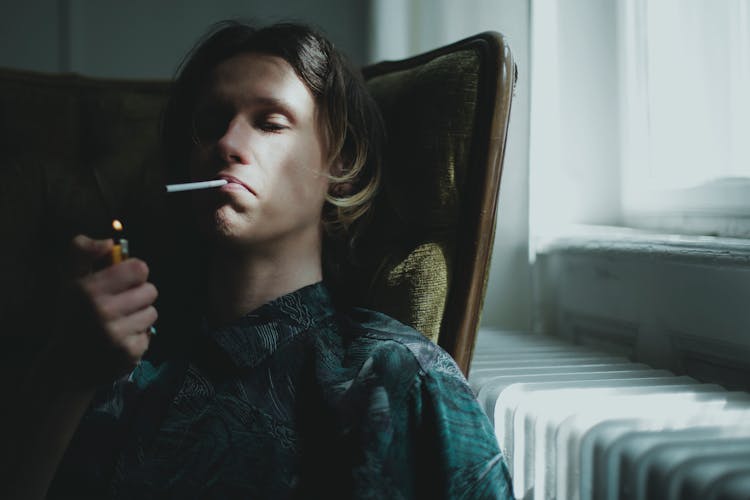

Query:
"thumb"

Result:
[[70, 234, 114, 277]]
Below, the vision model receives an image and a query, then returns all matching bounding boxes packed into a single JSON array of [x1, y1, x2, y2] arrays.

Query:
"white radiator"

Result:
[[468, 329, 750, 500]]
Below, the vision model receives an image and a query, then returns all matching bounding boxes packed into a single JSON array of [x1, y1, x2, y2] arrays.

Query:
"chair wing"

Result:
[[354, 32, 516, 376]]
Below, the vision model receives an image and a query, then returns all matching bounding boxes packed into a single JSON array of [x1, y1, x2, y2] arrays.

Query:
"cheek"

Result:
[[275, 169, 324, 206], [269, 168, 327, 222], [292, 161, 329, 200], [292, 135, 329, 198], [306, 174, 332, 218]]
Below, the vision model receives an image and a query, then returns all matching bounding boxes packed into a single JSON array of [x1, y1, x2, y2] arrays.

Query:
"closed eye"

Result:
[[258, 121, 288, 133]]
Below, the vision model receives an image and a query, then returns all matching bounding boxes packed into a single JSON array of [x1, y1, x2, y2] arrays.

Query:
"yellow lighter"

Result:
[[110, 219, 130, 265]]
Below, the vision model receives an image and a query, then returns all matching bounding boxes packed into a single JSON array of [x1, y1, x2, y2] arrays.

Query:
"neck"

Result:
[[204, 231, 323, 325]]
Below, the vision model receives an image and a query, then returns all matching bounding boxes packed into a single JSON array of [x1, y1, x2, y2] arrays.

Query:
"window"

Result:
[[530, 0, 750, 242], [620, 0, 750, 237]]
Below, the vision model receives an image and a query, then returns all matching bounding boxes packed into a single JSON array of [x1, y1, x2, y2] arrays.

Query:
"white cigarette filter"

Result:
[[165, 179, 228, 193]]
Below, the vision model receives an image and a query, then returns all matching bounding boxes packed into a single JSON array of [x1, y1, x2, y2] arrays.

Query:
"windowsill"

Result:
[[532, 224, 750, 390], [535, 224, 750, 264], [622, 178, 750, 239]]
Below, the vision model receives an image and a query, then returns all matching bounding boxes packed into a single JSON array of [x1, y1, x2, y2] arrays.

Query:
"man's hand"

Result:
[[56, 234, 158, 386]]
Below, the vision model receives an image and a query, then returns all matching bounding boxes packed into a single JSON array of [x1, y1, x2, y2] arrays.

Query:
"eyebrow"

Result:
[[249, 96, 292, 108], [246, 96, 298, 121], [198, 91, 301, 124]]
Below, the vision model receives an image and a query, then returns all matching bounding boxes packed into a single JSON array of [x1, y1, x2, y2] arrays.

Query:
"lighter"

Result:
[[110, 219, 130, 265]]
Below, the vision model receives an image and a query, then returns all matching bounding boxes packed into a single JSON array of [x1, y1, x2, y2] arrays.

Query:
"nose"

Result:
[[216, 116, 251, 165]]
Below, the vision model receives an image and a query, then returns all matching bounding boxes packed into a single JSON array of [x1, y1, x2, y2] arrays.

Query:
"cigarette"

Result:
[[110, 219, 129, 265], [165, 179, 228, 193]]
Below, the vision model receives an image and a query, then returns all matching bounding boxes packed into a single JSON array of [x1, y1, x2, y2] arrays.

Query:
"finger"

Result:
[[107, 305, 158, 343], [71, 234, 114, 257], [122, 330, 152, 366], [104, 327, 152, 372], [82, 259, 150, 296], [70, 235, 114, 277], [94, 282, 158, 321], [82, 305, 157, 377]]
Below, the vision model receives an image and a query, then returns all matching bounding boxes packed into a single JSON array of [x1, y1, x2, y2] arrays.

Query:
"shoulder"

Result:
[[327, 308, 512, 498], [334, 307, 466, 387]]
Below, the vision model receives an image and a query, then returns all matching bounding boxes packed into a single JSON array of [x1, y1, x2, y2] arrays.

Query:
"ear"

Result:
[[329, 158, 354, 197], [329, 157, 346, 177]]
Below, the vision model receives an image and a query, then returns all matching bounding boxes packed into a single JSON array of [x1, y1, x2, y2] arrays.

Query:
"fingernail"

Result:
[[149, 326, 157, 336]]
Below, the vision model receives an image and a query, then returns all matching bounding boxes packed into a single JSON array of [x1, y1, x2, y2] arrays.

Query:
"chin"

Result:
[[193, 204, 240, 242]]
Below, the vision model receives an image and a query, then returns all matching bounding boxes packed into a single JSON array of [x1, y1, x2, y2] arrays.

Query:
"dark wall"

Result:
[[0, 0, 371, 78]]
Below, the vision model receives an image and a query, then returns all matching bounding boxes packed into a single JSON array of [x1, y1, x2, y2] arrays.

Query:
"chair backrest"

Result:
[[351, 32, 516, 375]]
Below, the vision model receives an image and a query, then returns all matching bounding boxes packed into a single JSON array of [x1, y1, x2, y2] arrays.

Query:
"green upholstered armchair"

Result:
[[0, 31, 515, 380], [356, 32, 516, 375]]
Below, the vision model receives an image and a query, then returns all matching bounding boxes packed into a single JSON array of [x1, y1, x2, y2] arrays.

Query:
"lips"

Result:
[[217, 174, 256, 196]]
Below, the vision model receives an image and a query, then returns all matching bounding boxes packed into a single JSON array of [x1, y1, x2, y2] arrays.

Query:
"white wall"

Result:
[[0, 0, 369, 78], [480, 1, 532, 331], [556, 0, 621, 225], [529, 0, 621, 244]]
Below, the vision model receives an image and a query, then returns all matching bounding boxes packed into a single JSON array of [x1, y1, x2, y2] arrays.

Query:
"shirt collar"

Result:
[[199, 281, 334, 369]]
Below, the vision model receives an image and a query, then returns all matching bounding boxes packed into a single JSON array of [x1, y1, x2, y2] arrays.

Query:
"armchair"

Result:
[[356, 32, 516, 374]]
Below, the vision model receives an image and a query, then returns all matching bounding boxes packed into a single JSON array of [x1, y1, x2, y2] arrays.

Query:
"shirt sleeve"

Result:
[[406, 351, 514, 500], [47, 359, 175, 499], [46, 374, 136, 499]]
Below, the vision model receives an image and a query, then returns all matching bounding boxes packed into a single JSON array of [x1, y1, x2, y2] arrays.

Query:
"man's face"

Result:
[[188, 52, 330, 250]]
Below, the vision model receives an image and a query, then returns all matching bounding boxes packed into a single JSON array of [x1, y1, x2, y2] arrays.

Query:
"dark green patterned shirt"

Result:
[[51, 282, 512, 499]]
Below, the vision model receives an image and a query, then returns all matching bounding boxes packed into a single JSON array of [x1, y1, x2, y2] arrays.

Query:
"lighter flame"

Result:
[[112, 219, 123, 232]]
